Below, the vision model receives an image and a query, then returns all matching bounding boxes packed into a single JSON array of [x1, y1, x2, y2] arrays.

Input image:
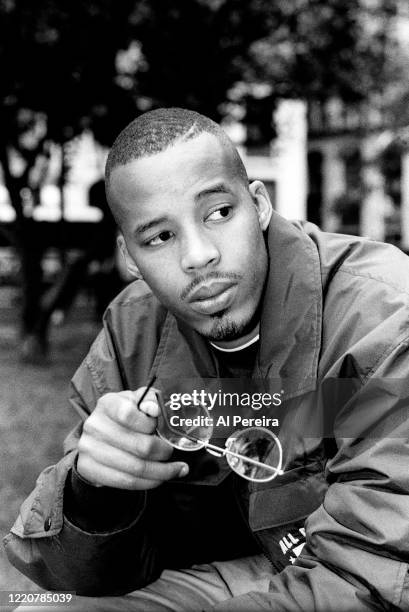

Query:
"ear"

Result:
[[248, 181, 273, 231], [117, 234, 143, 279]]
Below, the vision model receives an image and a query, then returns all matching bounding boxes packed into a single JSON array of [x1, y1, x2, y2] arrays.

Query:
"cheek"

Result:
[[230, 220, 266, 269], [132, 250, 172, 284], [127, 246, 190, 313], [138, 263, 184, 308]]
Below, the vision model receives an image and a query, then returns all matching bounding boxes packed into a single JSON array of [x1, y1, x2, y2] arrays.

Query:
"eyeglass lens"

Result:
[[226, 428, 282, 482]]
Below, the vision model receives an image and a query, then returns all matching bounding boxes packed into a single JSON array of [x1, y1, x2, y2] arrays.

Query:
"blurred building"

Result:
[[307, 97, 409, 251], [224, 99, 308, 222], [234, 93, 409, 252]]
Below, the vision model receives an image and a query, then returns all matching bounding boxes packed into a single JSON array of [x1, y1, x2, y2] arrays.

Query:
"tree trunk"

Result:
[[0, 145, 48, 360]]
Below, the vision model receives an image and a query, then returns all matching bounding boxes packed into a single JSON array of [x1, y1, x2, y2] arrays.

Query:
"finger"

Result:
[[80, 426, 174, 462], [134, 387, 161, 418], [84, 412, 162, 457], [77, 455, 175, 490], [78, 435, 176, 480], [77, 455, 189, 490], [119, 431, 174, 461], [133, 456, 189, 482], [97, 393, 157, 434]]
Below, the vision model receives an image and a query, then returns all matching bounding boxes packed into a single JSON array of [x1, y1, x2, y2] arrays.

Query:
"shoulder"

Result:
[[70, 281, 170, 407], [106, 278, 161, 310], [299, 224, 409, 379], [103, 279, 168, 332], [102, 280, 170, 378], [300, 221, 409, 297]]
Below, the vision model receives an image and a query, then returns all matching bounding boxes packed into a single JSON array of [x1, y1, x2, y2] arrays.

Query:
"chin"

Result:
[[202, 312, 253, 342]]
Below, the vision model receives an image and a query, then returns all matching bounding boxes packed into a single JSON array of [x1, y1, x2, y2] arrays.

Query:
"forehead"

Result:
[[108, 132, 242, 214]]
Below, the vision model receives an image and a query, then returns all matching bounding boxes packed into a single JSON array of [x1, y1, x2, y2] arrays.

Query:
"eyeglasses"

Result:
[[156, 395, 283, 483]]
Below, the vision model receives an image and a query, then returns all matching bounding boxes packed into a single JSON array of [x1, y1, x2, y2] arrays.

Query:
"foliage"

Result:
[[125, 0, 405, 139], [0, 0, 136, 146], [244, 0, 400, 103], [0, 0, 404, 155], [127, 0, 274, 119], [125, 0, 403, 117]]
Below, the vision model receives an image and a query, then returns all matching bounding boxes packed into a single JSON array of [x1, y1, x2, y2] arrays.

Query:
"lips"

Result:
[[188, 280, 236, 302], [188, 280, 237, 315]]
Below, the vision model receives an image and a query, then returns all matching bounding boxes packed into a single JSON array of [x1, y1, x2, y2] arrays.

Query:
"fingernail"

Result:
[[178, 464, 189, 477]]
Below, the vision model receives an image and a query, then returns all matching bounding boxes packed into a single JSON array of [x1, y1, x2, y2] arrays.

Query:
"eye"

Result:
[[146, 230, 173, 246], [206, 206, 232, 221]]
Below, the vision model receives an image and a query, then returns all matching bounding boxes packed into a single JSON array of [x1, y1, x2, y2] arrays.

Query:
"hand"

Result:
[[76, 387, 189, 490]]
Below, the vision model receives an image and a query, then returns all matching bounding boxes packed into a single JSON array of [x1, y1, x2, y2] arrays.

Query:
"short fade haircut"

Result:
[[105, 107, 249, 191]]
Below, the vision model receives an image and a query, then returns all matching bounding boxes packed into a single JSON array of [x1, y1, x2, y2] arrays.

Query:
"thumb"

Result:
[[137, 457, 190, 481]]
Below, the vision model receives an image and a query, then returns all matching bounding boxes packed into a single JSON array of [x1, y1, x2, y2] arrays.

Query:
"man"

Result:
[[5, 108, 409, 611]]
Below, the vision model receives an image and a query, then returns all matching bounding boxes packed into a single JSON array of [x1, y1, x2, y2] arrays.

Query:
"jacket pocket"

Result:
[[249, 465, 328, 571]]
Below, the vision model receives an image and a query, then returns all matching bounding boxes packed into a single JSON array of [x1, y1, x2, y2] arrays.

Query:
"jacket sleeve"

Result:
[[211, 340, 409, 612], [3, 329, 163, 596]]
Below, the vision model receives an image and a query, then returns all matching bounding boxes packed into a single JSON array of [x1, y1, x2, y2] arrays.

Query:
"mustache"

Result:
[[180, 271, 242, 301]]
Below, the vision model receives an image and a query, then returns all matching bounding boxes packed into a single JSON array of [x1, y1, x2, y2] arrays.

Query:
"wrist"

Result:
[[64, 455, 144, 533]]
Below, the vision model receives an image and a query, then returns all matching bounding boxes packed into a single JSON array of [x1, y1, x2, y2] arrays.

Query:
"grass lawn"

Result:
[[0, 315, 99, 592]]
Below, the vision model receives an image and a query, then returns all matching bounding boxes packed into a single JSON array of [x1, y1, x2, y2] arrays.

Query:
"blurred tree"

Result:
[[128, 0, 402, 134], [0, 0, 136, 359], [127, 0, 273, 119], [245, 0, 399, 102]]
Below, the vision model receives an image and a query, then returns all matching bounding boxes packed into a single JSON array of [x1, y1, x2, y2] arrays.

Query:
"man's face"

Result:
[[108, 133, 272, 341]]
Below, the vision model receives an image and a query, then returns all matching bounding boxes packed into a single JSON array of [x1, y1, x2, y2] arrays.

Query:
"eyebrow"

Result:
[[195, 183, 234, 201], [133, 216, 170, 237]]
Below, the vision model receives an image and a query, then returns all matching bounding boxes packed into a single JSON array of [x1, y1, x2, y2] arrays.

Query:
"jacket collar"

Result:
[[256, 212, 322, 397], [152, 212, 322, 400]]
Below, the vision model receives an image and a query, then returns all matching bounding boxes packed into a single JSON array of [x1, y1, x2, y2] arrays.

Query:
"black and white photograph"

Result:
[[1, 1, 409, 610]]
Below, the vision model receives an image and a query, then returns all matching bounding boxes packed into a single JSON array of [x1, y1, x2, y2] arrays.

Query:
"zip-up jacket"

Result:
[[4, 212, 409, 611]]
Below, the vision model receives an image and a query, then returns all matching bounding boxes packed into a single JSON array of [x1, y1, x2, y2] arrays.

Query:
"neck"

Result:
[[210, 323, 260, 351]]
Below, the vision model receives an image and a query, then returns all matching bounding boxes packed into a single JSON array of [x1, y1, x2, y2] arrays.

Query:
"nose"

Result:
[[180, 228, 221, 272]]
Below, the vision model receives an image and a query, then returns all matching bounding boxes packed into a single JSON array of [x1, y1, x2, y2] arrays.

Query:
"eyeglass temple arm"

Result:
[[203, 440, 283, 476]]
